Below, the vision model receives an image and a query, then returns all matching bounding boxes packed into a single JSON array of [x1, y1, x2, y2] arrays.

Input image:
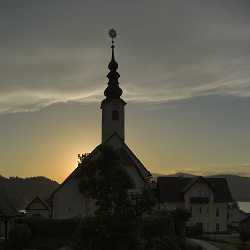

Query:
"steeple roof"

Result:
[[104, 29, 123, 99]]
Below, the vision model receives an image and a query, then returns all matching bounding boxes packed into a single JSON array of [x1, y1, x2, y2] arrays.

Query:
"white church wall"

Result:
[[52, 176, 95, 219]]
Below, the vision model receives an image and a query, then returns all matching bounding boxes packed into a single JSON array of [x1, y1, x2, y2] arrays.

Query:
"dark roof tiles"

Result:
[[157, 177, 233, 203]]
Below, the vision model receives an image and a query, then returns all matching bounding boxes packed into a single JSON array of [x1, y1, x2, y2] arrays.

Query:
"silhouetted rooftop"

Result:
[[157, 176, 234, 203]]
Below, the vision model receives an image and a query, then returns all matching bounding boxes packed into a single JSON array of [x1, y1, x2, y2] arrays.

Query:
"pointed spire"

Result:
[[104, 29, 123, 99]]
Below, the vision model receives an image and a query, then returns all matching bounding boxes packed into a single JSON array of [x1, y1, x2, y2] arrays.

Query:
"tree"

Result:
[[77, 145, 135, 217]]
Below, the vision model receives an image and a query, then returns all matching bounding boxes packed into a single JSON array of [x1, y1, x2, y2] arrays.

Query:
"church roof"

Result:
[[51, 133, 152, 198], [157, 176, 234, 203]]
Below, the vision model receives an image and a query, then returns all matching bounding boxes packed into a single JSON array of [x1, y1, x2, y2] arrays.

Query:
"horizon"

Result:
[[2, 169, 250, 184], [1, 0, 250, 182]]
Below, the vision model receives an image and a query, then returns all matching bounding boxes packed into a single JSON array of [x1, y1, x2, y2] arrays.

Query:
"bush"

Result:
[[71, 216, 139, 250], [171, 209, 191, 237], [142, 214, 175, 239], [15, 218, 78, 237], [7, 224, 32, 250], [186, 224, 203, 237], [240, 223, 250, 243]]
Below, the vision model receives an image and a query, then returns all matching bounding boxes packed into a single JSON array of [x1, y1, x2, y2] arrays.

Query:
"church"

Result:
[[51, 30, 153, 219], [50, 30, 235, 234]]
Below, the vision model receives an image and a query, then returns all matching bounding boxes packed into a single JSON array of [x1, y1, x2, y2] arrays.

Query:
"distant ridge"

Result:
[[153, 172, 250, 202], [2, 172, 250, 209], [0, 175, 59, 210]]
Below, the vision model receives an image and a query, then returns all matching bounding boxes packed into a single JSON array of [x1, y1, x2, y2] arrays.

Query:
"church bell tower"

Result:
[[101, 29, 126, 143]]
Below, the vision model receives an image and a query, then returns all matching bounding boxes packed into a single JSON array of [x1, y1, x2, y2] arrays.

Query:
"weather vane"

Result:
[[109, 28, 117, 46]]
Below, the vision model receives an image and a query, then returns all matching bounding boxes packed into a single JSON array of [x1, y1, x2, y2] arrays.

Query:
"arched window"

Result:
[[112, 110, 119, 121]]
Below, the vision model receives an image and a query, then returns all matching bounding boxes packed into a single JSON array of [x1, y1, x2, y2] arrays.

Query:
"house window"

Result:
[[216, 208, 220, 217], [112, 110, 119, 120], [216, 223, 220, 232]]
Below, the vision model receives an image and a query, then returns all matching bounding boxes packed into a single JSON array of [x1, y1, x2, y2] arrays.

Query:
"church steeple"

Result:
[[104, 29, 123, 99], [101, 29, 126, 143]]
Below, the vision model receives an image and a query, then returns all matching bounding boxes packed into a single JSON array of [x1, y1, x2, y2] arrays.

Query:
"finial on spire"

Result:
[[109, 28, 117, 44], [109, 29, 117, 62]]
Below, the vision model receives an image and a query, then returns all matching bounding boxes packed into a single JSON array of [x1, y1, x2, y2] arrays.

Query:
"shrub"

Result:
[[71, 216, 139, 250], [7, 224, 32, 250], [186, 224, 203, 237], [239, 222, 250, 243], [142, 214, 175, 239], [15, 218, 78, 237], [171, 209, 191, 237]]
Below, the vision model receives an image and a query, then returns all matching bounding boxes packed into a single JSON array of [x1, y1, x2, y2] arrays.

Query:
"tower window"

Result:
[[112, 110, 119, 120]]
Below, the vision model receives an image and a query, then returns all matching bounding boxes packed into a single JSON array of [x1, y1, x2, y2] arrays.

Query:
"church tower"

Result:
[[101, 29, 126, 143]]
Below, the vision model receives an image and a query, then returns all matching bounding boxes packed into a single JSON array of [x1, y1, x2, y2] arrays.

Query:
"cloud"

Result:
[[1, 0, 250, 114]]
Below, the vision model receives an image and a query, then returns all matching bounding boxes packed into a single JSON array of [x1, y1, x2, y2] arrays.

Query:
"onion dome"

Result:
[[104, 29, 123, 99]]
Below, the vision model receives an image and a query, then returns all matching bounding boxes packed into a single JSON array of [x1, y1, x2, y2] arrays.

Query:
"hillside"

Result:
[[0, 175, 59, 210], [154, 172, 250, 201]]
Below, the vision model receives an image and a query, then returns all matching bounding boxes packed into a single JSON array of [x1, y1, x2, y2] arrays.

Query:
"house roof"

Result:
[[0, 195, 19, 218], [181, 176, 214, 193], [51, 133, 152, 198], [157, 176, 234, 203], [240, 214, 250, 224], [25, 196, 50, 211]]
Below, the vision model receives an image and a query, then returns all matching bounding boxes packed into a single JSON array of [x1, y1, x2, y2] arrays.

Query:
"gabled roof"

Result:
[[50, 144, 101, 198], [51, 133, 152, 198], [182, 176, 214, 194], [25, 196, 50, 211], [104, 133, 152, 181], [157, 176, 234, 203], [0, 195, 19, 217]]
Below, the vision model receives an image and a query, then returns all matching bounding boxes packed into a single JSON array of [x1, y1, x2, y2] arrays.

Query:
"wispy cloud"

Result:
[[1, 0, 250, 114]]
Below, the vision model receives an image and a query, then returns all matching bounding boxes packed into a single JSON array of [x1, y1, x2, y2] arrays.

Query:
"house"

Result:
[[157, 176, 234, 233], [25, 196, 51, 218], [0, 195, 20, 240], [51, 30, 153, 219]]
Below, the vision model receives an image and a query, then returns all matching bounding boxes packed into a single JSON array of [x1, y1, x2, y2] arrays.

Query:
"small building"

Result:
[[25, 196, 51, 218], [157, 176, 234, 233]]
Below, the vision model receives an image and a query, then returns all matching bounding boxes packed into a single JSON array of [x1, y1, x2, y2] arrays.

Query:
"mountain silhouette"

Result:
[[0, 175, 59, 210]]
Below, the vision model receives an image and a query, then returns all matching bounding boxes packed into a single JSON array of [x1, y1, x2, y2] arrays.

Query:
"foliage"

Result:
[[142, 214, 176, 239], [7, 224, 32, 250], [240, 225, 250, 243], [71, 216, 139, 250], [78, 146, 135, 217], [15, 217, 78, 237], [171, 208, 191, 237], [74, 146, 189, 250], [186, 224, 203, 237]]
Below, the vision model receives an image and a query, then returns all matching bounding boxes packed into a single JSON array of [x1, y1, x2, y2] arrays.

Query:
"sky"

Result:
[[1, 0, 250, 182]]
